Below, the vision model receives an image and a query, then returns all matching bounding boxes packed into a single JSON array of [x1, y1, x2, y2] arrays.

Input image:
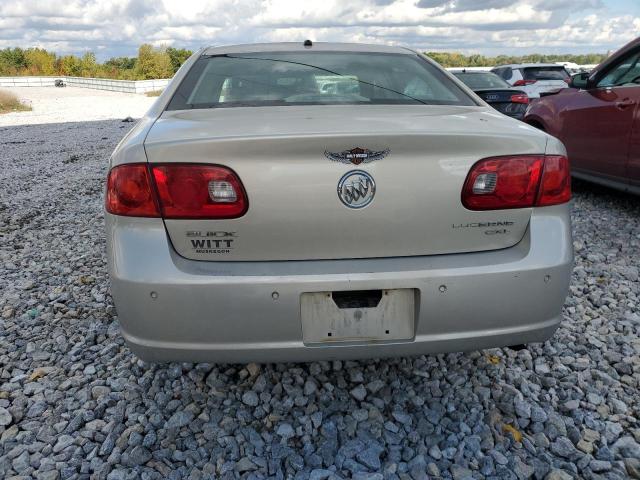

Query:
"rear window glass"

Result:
[[523, 67, 569, 81], [453, 72, 511, 89], [167, 52, 476, 110]]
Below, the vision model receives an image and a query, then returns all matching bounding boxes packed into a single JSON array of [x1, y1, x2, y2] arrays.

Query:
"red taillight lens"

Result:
[[537, 155, 571, 206], [462, 155, 570, 210], [105, 164, 160, 217], [513, 79, 537, 87], [151, 164, 248, 219], [510, 94, 529, 104]]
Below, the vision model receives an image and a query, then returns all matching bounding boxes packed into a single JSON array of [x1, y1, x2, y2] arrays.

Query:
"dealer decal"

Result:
[[186, 231, 237, 254]]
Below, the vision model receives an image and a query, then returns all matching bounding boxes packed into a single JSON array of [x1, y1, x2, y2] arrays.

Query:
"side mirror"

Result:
[[570, 72, 590, 89]]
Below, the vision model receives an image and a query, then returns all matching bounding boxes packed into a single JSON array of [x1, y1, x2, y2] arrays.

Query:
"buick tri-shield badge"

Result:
[[337, 170, 376, 209], [325, 147, 389, 165]]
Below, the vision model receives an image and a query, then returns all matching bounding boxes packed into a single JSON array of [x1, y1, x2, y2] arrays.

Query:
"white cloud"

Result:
[[0, 0, 637, 58]]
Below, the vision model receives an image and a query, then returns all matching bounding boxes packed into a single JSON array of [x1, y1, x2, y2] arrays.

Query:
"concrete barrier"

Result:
[[0, 76, 58, 87], [0, 76, 171, 93]]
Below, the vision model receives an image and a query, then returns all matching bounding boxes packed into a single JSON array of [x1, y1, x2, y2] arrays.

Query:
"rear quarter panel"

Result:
[[524, 94, 566, 137]]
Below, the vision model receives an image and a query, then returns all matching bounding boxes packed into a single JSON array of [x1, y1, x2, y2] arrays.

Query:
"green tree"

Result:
[[104, 56, 136, 70], [57, 55, 82, 76], [0, 47, 27, 75], [136, 44, 173, 79], [166, 47, 193, 73], [24, 48, 56, 75], [79, 52, 98, 77]]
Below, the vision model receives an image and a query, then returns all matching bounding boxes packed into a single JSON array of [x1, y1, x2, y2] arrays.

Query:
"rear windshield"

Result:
[[523, 67, 569, 81], [167, 51, 476, 110], [453, 72, 511, 89]]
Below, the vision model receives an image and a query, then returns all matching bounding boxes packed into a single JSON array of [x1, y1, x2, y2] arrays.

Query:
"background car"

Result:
[[492, 63, 570, 98], [524, 36, 640, 194], [450, 69, 529, 120]]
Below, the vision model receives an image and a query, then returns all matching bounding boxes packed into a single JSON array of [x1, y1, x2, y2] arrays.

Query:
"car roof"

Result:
[[589, 35, 640, 80], [492, 63, 567, 69], [202, 42, 416, 56]]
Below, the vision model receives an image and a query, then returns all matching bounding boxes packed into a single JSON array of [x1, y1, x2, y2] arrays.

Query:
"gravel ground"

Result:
[[0, 87, 154, 126], [1, 99, 639, 479]]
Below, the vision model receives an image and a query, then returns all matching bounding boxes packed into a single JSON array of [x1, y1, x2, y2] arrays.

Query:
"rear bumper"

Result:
[[106, 205, 572, 363]]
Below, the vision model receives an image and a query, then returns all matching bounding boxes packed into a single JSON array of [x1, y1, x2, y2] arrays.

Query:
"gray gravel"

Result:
[[1, 119, 639, 480]]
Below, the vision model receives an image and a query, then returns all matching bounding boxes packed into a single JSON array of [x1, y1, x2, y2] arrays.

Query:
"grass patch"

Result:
[[0, 89, 31, 114], [145, 90, 163, 97]]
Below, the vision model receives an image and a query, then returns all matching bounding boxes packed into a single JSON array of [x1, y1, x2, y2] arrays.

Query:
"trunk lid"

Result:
[[528, 80, 568, 97], [144, 105, 544, 261], [474, 89, 527, 117]]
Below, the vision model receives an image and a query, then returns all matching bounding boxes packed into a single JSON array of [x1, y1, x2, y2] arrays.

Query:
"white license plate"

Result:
[[301, 289, 415, 344]]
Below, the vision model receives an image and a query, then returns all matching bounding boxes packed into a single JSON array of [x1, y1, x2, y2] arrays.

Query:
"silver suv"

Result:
[[492, 63, 570, 98]]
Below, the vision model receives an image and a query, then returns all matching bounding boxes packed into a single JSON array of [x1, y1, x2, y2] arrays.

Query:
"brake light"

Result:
[[510, 93, 529, 104], [151, 164, 248, 219], [513, 79, 537, 87], [537, 156, 571, 206], [105, 164, 160, 217], [462, 155, 570, 210]]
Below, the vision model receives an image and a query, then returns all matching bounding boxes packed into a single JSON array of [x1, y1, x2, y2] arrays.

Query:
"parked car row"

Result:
[[524, 37, 640, 194], [452, 38, 640, 195], [450, 69, 529, 120]]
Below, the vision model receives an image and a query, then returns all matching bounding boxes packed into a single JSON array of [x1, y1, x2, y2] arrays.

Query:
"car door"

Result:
[[630, 111, 640, 190], [629, 105, 640, 190], [624, 61, 640, 189], [560, 50, 640, 181]]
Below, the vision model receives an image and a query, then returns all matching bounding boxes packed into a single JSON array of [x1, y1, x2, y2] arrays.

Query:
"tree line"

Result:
[[425, 51, 608, 67], [0, 44, 192, 80], [0, 44, 609, 80]]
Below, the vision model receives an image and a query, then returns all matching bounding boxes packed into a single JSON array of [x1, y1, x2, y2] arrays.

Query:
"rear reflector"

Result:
[[151, 164, 248, 219], [462, 155, 570, 210], [105, 164, 160, 217]]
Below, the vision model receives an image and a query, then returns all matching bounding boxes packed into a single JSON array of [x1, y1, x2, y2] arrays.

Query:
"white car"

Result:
[[105, 42, 573, 363], [491, 63, 570, 98]]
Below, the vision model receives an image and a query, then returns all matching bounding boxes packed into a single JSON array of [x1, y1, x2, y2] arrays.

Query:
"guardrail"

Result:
[[0, 76, 171, 93]]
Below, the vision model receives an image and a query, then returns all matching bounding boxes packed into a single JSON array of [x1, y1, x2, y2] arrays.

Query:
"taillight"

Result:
[[537, 156, 571, 206], [462, 155, 570, 210], [151, 164, 248, 219], [513, 79, 537, 87], [510, 93, 529, 104], [105, 164, 160, 217]]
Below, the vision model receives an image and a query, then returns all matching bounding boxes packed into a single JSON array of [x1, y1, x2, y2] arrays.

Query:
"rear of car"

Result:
[[451, 70, 529, 119], [493, 64, 570, 98], [105, 43, 573, 363]]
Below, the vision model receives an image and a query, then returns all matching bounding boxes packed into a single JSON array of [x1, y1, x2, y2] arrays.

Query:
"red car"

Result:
[[525, 37, 640, 194]]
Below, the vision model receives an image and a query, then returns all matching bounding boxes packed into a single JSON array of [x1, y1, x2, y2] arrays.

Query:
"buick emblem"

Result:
[[337, 170, 376, 209], [325, 147, 389, 165]]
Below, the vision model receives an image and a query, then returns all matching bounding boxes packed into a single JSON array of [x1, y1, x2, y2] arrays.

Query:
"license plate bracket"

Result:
[[301, 289, 415, 344]]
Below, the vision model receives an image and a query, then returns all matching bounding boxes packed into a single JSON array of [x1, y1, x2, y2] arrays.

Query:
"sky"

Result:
[[0, 0, 638, 60]]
